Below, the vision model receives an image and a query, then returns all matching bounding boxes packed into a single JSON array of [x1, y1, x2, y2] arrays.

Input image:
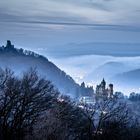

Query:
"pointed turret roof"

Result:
[[102, 78, 106, 84], [101, 78, 106, 85]]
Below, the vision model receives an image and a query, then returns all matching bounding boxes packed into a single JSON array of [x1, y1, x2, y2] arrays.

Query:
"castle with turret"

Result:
[[96, 78, 113, 98]]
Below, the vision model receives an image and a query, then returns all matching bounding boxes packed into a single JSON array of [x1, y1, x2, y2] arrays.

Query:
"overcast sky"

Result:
[[0, 0, 140, 57]]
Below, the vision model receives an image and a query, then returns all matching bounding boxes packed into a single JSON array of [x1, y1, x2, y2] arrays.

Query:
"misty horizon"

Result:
[[1, 1, 140, 140]]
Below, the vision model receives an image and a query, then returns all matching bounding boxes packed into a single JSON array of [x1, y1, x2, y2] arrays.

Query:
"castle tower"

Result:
[[108, 84, 113, 97], [95, 79, 114, 98], [101, 78, 106, 91], [6, 40, 14, 49], [96, 85, 100, 95]]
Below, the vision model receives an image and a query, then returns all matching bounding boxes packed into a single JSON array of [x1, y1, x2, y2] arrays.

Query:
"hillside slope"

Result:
[[0, 41, 81, 97], [112, 69, 140, 87]]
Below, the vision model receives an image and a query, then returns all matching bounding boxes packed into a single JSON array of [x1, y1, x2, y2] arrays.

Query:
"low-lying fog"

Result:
[[50, 55, 140, 95]]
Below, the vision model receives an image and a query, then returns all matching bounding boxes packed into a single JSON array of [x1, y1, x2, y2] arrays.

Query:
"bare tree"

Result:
[[0, 68, 59, 140], [33, 95, 91, 140], [82, 97, 131, 140]]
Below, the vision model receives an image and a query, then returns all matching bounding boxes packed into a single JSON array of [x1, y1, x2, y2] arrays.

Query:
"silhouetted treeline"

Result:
[[0, 68, 140, 140], [0, 40, 47, 60], [129, 92, 140, 102]]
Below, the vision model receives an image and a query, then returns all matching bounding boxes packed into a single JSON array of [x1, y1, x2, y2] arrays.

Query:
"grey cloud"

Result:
[[0, 0, 140, 26], [83, 2, 111, 11], [0, 0, 139, 32], [1, 17, 140, 33], [0, 11, 23, 21], [0, 0, 140, 51]]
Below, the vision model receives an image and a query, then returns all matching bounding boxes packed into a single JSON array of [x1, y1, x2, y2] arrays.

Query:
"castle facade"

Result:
[[96, 79, 113, 98]]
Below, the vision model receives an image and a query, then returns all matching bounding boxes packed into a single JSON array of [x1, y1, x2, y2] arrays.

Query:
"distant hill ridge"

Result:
[[0, 40, 93, 97], [0, 40, 47, 60]]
